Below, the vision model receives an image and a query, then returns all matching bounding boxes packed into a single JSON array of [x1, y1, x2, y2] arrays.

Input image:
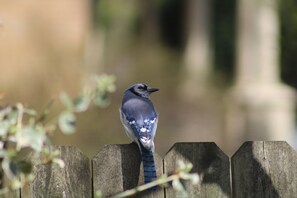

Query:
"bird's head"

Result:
[[128, 83, 159, 98]]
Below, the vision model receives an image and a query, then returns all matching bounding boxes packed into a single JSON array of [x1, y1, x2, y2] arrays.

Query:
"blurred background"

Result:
[[0, 0, 296, 157]]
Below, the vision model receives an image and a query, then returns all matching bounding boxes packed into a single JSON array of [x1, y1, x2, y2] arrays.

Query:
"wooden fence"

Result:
[[5, 141, 297, 198]]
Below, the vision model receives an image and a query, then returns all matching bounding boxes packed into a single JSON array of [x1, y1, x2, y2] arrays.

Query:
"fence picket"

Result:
[[164, 142, 231, 198], [232, 141, 297, 198], [92, 143, 164, 197], [21, 146, 92, 198]]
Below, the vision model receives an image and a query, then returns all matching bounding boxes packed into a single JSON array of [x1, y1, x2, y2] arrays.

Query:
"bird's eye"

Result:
[[138, 85, 147, 90]]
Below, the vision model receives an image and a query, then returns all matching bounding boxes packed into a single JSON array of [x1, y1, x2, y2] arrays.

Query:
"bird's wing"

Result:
[[120, 109, 140, 141]]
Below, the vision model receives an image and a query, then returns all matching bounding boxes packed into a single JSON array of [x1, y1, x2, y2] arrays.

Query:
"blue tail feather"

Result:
[[140, 145, 157, 191]]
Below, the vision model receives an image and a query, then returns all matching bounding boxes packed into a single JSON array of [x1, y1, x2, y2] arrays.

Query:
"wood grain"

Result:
[[92, 143, 164, 197], [232, 141, 297, 198], [164, 142, 231, 198], [21, 146, 91, 198]]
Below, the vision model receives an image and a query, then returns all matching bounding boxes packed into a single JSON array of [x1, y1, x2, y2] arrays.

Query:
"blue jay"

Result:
[[120, 83, 159, 188]]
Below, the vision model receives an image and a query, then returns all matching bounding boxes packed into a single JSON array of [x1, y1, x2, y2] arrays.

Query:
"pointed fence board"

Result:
[[232, 141, 297, 198], [92, 143, 164, 198], [164, 142, 231, 198], [21, 146, 92, 198]]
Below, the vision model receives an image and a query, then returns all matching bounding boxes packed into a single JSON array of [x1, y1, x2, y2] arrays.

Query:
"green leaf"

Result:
[[16, 126, 46, 152], [11, 178, 22, 189], [51, 149, 61, 157], [73, 95, 90, 112], [184, 163, 193, 173], [93, 91, 110, 107], [172, 179, 184, 191], [53, 158, 65, 168], [7, 107, 18, 125], [159, 174, 170, 188], [10, 160, 33, 175], [172, 179, 188, 198], [24, 108, 37, 116], [95, 74, 116, 93], [0, 141, 4, 151], [58, 111, 76, 134], [177, 160, 193, 173], [59, 92, 74, 111], [0, 120, 11, 136], [189, 173, 199, 185], [2, 157, 14, 178], [42, 147, 50, 155], [94, 191, 104, 198]]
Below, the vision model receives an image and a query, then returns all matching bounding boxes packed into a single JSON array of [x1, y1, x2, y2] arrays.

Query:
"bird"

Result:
[[120, 83, 159, 190]]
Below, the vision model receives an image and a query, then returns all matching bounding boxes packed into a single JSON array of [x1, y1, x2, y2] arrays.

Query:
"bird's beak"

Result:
[[148, 87, 159, 93]]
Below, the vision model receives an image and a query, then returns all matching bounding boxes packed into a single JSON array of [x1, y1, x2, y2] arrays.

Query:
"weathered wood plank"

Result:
[[21, 146, 91, 198], [92, 143, 164, 197], [164, 142, 231, 198], [232, 141, 297, 198]]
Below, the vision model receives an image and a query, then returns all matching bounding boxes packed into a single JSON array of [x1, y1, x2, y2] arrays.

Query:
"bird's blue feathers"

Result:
[[140, 144, 157, 191]]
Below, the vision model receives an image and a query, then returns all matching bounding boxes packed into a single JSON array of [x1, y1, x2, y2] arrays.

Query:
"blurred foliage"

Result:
[[212, 0, 236, 82], [91, 0, 297, 87], [59, 74, 116, 134], [159, 0, 185, 50], [280, 0, 297, 89], [92, 0, 139, 31], [0, 74, 116, 194]]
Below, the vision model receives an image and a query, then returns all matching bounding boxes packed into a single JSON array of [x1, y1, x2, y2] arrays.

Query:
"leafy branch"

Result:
[[0, 74, 116, 194], [95, 161, 200, 198], [58, 74, 116, 134]]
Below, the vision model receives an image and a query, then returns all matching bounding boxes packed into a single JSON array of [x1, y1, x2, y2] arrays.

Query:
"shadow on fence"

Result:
[[231, 142, 296, 198], [4, 141, 297, 198]]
